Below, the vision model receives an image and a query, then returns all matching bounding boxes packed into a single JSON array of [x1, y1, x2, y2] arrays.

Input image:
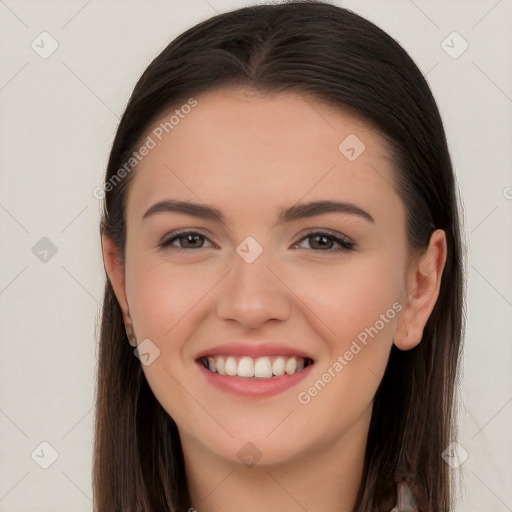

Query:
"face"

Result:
[[107, 88, 424, 467]]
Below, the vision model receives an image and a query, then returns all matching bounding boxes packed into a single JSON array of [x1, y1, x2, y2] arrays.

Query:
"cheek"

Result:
[[292, 277, 400, 443], [292, 257, 402, 406], [293, 256, 402, 350], [125, 259, 214, 420], [126, 258, 217, 341]]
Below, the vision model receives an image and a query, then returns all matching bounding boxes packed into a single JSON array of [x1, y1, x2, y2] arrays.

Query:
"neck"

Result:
[[181, 407, 371, 512]]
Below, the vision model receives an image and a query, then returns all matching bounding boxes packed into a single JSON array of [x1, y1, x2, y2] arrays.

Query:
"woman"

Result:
[[95, 2, 465, 510]]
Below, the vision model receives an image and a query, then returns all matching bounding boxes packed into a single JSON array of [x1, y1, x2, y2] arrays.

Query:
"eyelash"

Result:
[[158, 229, 356, 253]]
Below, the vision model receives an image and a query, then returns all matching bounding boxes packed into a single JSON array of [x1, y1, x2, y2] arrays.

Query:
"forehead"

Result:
[[126, 88, 402, 222]]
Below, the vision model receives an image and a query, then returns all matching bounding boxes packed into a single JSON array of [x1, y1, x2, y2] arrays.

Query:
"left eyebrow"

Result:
[[142, 199, 375, 224], [278, 199, 374, 224]]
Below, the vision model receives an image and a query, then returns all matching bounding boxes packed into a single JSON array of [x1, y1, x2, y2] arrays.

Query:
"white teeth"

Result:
[[272, 356, 286, 377], [216, 356, 226, 375], [225, 356, 238, 376], [285, 356, 297, 375], [254, 357, 273, 378], [201, 355, 311, 379], [237, 356, 254, 378]]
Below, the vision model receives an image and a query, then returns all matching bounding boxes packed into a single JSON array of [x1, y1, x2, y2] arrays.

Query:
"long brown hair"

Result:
[[94, 2, 465, 510]]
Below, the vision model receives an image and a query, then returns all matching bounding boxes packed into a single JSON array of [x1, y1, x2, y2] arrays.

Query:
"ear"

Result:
[[394, 229, 447, 351], [101, 234, 137, 346]]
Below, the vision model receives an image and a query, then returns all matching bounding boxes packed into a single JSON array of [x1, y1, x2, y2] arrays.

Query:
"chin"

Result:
[[196, 426, 317, 469]]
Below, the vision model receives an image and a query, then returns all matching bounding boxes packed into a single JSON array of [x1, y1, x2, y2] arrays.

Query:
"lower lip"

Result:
[[196, 361, 314, 397]]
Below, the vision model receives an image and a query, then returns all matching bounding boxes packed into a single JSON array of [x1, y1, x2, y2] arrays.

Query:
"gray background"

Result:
[[1, 0, 511, 510]]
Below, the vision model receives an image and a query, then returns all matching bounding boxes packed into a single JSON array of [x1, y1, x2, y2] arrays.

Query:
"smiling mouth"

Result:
[[198, 355, 314, 379]]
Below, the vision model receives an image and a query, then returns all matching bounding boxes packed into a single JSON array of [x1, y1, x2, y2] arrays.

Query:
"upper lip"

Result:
[[195, 341, 315, 361]]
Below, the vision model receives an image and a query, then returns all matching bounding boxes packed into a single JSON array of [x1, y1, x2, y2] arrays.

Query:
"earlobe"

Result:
[[124, 317, 138, 347], [101, 234, 136, 345], [394, 229, 447, 351], [394, 296, 423, 350]]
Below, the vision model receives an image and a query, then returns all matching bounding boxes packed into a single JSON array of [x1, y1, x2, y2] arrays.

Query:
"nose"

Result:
[[215, 243, 292, 329]]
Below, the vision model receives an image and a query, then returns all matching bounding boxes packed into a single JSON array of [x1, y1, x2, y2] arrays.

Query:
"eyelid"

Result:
[[294, 227, 354, 245], [158, 228, 214, 249], [158, 228, 356, 252], [292, 228, 355, 251]]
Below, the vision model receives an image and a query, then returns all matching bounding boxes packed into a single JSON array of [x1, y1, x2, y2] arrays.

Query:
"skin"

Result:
[[102, 87, 447, 512]]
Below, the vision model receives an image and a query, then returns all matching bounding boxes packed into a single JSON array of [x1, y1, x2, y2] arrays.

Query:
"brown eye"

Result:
[[293, 231, 355, 252], [159, 231, 212, 251]]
